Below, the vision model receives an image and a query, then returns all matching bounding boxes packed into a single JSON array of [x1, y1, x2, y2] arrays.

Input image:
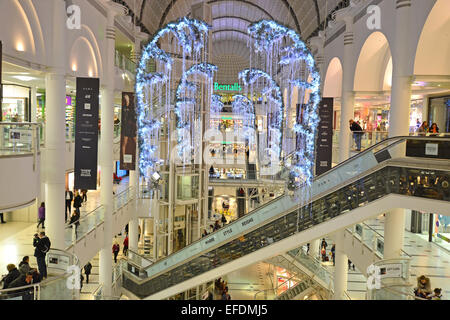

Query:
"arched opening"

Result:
[[69, 37, 99, 78], [323, 57, 343, 98], [414, 0, 450, 133], [352, 32, 392, 133]]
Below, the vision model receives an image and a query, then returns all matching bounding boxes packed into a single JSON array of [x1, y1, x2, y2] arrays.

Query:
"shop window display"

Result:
[[1, 84, 30, 122], [428, 95, 450, 133]]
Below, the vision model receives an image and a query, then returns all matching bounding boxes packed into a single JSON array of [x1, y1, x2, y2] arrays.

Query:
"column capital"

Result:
[[100, 0, 128, 17], [396, 0, 412, 10]]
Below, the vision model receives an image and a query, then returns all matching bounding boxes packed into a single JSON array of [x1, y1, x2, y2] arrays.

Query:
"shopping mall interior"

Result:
[[0, 0, 449, 302]]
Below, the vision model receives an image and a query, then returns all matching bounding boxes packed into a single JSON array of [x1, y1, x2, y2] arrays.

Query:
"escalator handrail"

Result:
[[132, 135, 450, 276]]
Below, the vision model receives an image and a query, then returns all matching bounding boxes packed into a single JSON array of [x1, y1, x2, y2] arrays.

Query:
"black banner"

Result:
[[120, 92, 137, 170], [315, 98, 334, 176], [74, 77, 99, 190]]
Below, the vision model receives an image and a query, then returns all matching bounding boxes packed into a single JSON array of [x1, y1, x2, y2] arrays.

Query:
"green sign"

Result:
[[214, 82, 242, 92]]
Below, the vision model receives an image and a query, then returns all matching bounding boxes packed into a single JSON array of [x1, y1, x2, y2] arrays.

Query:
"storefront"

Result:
[[428, 95, 450, 133], [1, 84, 31, 122], [333, 98, 424, 133]]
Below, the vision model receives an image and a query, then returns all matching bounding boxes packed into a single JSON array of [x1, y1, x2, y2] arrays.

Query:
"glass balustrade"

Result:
[[0, 122, 40, 157], [65, 187, 134, 248], [123, 164, 450, 297]]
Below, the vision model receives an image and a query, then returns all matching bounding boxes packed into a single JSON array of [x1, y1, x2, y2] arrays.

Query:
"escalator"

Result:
[[123, 136, 450, 299]]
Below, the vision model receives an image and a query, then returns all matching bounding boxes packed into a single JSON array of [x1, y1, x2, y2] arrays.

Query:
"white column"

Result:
[[44, 0, 66, 249], [99, 3, 123, 296], [31, 86, 37, 123], [335, 12, 355, 163], [309, 239, 320, 259], [384, 0, 413, 260], [384, 209, 405, 259], [333, 230, 348, 300]]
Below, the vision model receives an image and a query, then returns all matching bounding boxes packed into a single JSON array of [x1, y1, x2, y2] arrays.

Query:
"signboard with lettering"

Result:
[[315, 98, 333, 176], [74, 77, 99, 190]]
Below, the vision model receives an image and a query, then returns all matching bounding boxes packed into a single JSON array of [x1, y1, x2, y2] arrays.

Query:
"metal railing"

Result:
[[115, 50, 136, 74], [0, 122, 40, 169], [0, 249, 79, 300], [65, 187, 135, 248], [122, 136, 450, 297]]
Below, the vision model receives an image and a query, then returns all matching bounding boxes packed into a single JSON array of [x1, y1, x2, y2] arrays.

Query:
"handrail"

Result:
[[360, 222, 411, 258], [129, 135, 450, 280]]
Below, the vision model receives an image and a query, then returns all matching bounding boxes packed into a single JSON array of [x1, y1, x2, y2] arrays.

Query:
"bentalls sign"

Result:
[[214, 82, 242, 92]]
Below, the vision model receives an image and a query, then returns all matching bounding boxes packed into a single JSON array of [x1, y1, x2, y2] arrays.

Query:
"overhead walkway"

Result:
[[122, 136, 450, 299]]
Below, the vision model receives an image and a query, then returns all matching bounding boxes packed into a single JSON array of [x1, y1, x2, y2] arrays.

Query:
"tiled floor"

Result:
[[0, 178, 129, 298]]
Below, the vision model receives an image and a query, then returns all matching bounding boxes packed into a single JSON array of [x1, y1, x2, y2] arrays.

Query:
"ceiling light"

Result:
[[13, 75, 35, 81], [15, 43, 25, 52]]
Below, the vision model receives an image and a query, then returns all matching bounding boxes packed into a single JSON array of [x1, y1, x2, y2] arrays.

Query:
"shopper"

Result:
[[84, 262, 92, 284], [0, 212, 5, 223], [349, 119, 364, 151], [19, 256, 31, 275], [33, 231, 51, 280], [221, 286, 231, 300], [429, 123, 439, 134], [65, 187, 73, 222], [415, 275, 432, 298], [202, 229, 208, 238], [321, 246, 327, 262], [321, 238, 328, 250], [428, 288, 442, 300], [331, 244, 336, 266], [112, 241, 120, 263], [417, 121, 429, 135], [213, 220, 221, 232], [70, 210, 81, 239], [123, 234, 129, 256], [81, 189, 88, 203], [1, 264, 21, 289], [73, 191, 83, 215], [221, 213, 227, 226], [37, 202, 45, 229]]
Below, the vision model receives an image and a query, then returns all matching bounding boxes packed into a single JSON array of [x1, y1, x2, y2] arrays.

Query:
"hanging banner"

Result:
[[120, 92, 137, 170], [315, 98, 334, 176], [74, 77, 99, 190]]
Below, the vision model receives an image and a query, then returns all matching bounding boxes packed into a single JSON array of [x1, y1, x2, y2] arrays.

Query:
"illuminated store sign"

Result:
[[214, 82, 242, 92]]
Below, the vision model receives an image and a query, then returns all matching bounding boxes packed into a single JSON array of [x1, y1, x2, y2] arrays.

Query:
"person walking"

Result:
[[33, 231, 51, 280], [84, 262, 92, 284], [349, 119, 364, 151], [37, 202, 45, 229], [69, 210, 80, 238], [112, 242, 120, 263], [331, 244, 336, 266], [65, 188, 73, 222], [73, 191, 83, 215], [81, 189, 88, 203], [0, 212, 5, 224], [221, 213, 227, 226], [123, 234, 129, 256]]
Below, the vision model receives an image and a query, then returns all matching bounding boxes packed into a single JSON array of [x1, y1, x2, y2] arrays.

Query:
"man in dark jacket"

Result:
[[2, 264, 21, 289], [84, 262, 92, 284], [33, 232, 51, 280], [65, 188, 73, 222], [8, 271, 36, 300], [349, 119, 364, 151], [19, 256, 31, 275]]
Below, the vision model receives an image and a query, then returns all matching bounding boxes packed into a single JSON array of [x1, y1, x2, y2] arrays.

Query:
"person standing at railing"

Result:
[[349, 119, 363, 151], [33, 232, 51, 280], [417, 121, 429, 135], [36, 202, 45, 229], [65, 188, 73, 222], [69, 211, 80, 238], [429, 123, 439, 135], [1, 264, 20, 289], [73, 191, 83, 215], [7, 271, 37, 300], [81, 189, 88, 203]]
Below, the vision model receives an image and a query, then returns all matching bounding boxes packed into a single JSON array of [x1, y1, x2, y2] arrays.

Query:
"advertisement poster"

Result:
[[315, 98, 333, 176], [120, 92, 137, 170], [74, 77, 99, 190]]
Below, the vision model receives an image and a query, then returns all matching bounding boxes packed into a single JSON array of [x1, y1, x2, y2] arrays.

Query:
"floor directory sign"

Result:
[[120, 92, 137, 170], [74, 77, 99, 190], [315, 97, 333, 176]]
